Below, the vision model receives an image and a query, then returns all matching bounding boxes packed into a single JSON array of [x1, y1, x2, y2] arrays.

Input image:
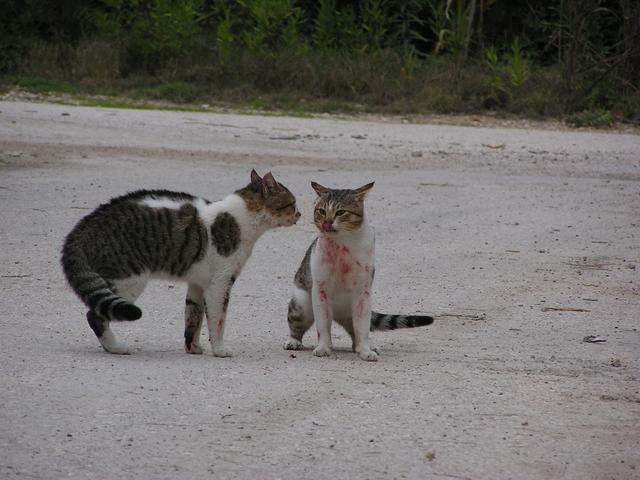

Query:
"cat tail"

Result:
[[61, 243, 142, 321], [370, 312, 433, 331]]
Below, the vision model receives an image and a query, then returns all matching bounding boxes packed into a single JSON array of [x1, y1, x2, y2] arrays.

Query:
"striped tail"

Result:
[[370, 311, 433, 331], [61, 243, 141, 321]]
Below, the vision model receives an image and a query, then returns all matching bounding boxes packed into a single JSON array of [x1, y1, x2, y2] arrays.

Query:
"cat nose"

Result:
[[295, 210, 301, 219], [321, 221, 335, 232]]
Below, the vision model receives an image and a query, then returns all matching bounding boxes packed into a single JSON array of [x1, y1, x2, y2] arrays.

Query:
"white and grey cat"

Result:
[[62, 170, 299, 356], [284, 181, 433, 361]]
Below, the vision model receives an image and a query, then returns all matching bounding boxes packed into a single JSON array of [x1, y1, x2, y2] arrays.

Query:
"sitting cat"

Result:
[[284, 181, 433, 361], [62, 170, 299, 356]]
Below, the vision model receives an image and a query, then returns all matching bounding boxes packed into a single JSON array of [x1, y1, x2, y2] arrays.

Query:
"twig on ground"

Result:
[[542, 307, 590, 312]]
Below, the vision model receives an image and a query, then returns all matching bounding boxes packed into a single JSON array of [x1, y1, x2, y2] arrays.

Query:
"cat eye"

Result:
[[277, 202, 295, 211], [335, 209, 346, 216], [317, 208, 326, 216]]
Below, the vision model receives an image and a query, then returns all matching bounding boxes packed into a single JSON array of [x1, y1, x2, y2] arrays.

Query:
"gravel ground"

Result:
[[1, 101, 639, 480]]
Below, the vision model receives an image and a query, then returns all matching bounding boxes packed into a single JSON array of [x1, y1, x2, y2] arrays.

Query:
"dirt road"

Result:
[[1, 101, 639, 479]]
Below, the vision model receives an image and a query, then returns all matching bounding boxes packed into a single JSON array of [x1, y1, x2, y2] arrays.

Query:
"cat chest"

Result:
[[317, 239, 372, 290]]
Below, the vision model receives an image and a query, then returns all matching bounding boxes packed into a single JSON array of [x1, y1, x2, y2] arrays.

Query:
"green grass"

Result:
[[15, 76, 79, 94], [132, 82, 206, 104], [75, 98, 206, 113], [4, 72, 631, 129], [3, 41, 637, 128]]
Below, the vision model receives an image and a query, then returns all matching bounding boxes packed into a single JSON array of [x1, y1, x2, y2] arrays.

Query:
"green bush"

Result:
[[566, 110, 614, 128], [95, 0, 205, 73], [2, 0, 637, 125], [238, 0, 305, 55], [73, 40, 121, 88]]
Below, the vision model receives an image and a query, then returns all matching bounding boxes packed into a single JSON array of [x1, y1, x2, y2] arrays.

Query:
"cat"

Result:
[[284, 181, 433, 361], [61, 170, 299, 356]]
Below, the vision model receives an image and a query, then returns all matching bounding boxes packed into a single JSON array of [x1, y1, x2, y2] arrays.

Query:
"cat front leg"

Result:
[[203, 276, 235, 357], [312, 282, 333, 357], [352, 290, 378, 362]]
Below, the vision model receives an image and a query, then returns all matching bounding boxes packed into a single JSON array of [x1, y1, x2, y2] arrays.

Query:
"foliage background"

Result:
[[1, 0, 638, 124]]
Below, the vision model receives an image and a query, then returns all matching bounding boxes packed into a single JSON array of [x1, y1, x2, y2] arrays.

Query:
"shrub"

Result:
[[566, 110, 613, 128]]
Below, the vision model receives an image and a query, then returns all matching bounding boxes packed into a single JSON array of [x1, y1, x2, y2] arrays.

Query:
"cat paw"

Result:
[[185, 343, 203, 354], [99, 332, 130, 354], [284, 338, 304, 350], [313, 345, 333, 357], [353, 343, 379, 353], [212, 347, 233, 358], [359, 349, 379, 362], [102, 344, 131, 355]]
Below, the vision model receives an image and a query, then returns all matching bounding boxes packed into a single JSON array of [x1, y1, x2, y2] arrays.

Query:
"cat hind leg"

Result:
[[184, 284, 205, 354], [89, 275, 147, 354], [87, 311, 130, 354], [284, 288, 313, 350]]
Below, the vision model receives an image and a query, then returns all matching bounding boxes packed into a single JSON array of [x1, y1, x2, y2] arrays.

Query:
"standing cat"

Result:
[[62, 170, 299, 356], [284, 181, 433, 361]]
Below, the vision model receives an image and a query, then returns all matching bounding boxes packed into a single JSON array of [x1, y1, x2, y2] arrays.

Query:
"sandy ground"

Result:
[[0, 101, 639, 480]]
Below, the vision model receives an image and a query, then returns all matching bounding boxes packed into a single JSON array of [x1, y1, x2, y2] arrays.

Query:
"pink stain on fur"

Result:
[[318, 282, 329, 303], [217, 317, 225, 330], [319, 289, 328, 302], [321, 238, 358, 281], [341, 262, 352, 276], [355, 291, 370, 319], [318, 283, 332, 319]]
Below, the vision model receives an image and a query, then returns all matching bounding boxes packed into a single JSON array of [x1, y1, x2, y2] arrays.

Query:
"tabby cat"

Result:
[[62, 170, 299, 356], [284, 181, 433, 361]]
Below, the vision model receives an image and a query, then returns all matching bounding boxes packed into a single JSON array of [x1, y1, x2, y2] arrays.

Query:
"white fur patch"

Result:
[[292, 286, 310, 306], [99, 329, 130, 355], [138, 197, 186, 210], [112, 274, 149, 301]]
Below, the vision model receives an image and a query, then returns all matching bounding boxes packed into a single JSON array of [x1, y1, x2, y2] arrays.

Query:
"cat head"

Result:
[[311, 181, 374, 234], [237, 170, 300, 227]]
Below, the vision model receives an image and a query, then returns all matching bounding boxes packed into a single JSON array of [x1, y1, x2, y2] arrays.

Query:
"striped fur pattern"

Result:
[[370, 313, 434, 330], [284, 181, 433, 361], [62, 170, 299, 356]]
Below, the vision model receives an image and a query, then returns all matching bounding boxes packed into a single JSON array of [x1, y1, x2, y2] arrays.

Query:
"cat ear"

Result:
[[311, 181, 330, 196], [250, 169, 263, 188], [262, 172, 279, 192], [353, 182, 375, 199]]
